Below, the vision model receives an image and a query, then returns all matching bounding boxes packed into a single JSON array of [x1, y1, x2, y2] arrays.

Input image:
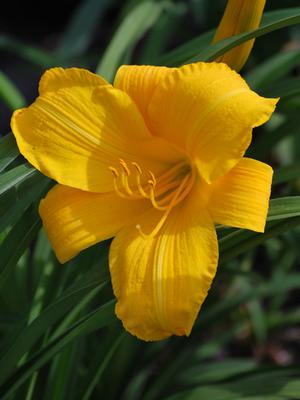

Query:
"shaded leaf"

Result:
[[96, 1, 165, 81]]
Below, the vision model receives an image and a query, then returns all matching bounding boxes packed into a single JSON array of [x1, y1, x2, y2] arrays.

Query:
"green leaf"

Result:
[[50, 286, 102, 339], [164, 371, 300, 400], [0, 71, 26, 111], [183, 8, 300, 65], [157, 8, 300, 67], [0, 275, 107, 385], [0, 35, 64, 68], [0, 172, 49, 232], [158, 30, 214, 66], [42, 343, 80, 400], [268, 197, 300, 221], [57, 0, 112, 58], [0, 207, 41, 291], [246, 48, 300, 90], [247, 297, 267, 343], [219, 216, 300, 265], [43, 285, 106, 400], [0, 164, 37, 197], [138, 4, 186, 64], [248, 115, 300, 160], [82, 333, 124, 400], [0, 300, 115, 399], [261, 76, 300, 99], [268, 309, 300, 330], [96, 1, 165, 81], [0, 133, 19, 173], [273, 163, 300, 185], [178, 359, 256, 386], [201, 273, 300, 328], [278, 96, 300, 113], [218, 196, 300, 262]]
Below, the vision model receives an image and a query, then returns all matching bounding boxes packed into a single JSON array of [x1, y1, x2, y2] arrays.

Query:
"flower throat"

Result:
[[109, 159, 195, 238]]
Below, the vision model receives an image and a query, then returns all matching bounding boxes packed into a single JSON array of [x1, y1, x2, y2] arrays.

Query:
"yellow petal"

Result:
[[213, 0, 266, 71], [208, 157, 273, 232], [109, 184, 218, 341], [39, 184, 150, 263], [38, 67, 107, 93], [114, 65, 171, 126], [148, 62, 278, 183], [12, 67, 180, 192]]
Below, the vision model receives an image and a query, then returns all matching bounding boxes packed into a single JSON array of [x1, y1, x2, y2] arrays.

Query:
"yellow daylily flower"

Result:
[[213, 0, 266, 71], [11, 63, 278, 341]]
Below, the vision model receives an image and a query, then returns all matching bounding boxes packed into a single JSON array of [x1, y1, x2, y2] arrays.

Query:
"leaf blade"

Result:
[[96, 1, 164, 81]]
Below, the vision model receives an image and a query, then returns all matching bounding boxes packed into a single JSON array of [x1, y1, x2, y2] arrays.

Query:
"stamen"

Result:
[[109, 166, 119, 178], [148, 171, 157, 186], [154, 181, 181, 198], [158, 172, 194, 208], [136, 172, 194, 239], [119, 159, 130, 176], [155, 161, 187, 185], [121, 172, 135, 196], [149, 181, 168, 211], [132, 161, 148, 198], [110, 159, 195, 233], [109, 167, 130, 199], [119, 159, 140, 198], [132, 162, 142, 175]]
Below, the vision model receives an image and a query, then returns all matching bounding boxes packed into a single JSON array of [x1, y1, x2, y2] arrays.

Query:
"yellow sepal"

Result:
[[39, 184, 150, 263], [208, 157, 273, 232]]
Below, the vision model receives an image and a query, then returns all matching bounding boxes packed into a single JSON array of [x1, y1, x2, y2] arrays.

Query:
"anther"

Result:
[[132, 162, 142, 175], [148, 171, 157, 186], [119, 159, 130, 176], [109, 166, 129, 199], [137, 174, 190, 239], [110, 159, 194, 230], [109, 166, 119, 177], [132, 161, 149, 198]]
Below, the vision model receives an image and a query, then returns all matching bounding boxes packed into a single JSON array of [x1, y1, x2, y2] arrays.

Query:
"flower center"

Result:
[[109, 159, 195, 238]]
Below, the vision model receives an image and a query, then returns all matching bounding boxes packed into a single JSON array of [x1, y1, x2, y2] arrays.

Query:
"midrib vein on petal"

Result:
[[37, 99, 102, 146], [153, 234, 169, 331]]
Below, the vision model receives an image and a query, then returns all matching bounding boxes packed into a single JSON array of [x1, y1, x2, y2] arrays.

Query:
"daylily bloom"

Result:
[[11, 63, 277, 341], [213, 0, 266, 71]]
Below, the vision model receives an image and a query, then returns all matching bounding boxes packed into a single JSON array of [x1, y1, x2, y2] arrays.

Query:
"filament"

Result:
[[109, 158, 195, 237], [136, 172, 195, 239]]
